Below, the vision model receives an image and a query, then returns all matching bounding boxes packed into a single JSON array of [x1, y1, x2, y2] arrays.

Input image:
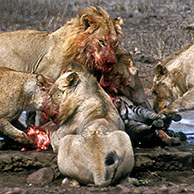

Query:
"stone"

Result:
[[27, 167, 54, 186]]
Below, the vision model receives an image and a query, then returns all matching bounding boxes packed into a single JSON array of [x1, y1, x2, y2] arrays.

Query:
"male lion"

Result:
[[152, 42, 194, 114], [0, 6, 121, 80]]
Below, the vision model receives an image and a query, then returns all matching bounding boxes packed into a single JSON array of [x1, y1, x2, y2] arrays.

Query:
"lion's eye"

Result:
[[99, 40, 105, 47], [114, 41, 119, 47], [113, 41, 119, 47]]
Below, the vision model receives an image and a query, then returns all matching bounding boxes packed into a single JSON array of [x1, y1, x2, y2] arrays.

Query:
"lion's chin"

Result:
[[94, 59, 116, 73], [92, 52, 117, 73]]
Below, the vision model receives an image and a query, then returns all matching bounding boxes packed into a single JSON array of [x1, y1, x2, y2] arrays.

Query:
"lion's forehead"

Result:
[[95, 19, 119, 38]]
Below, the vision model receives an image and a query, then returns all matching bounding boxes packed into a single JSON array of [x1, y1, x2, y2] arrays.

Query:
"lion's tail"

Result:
[[94, 150, 119, 187]]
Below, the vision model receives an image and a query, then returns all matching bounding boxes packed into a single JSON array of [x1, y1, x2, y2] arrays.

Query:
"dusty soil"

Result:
[[0, 143, 194, 193], [0, 0, 194, 193]]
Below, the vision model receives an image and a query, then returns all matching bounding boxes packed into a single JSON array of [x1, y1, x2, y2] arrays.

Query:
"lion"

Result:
[[152, 42, 194, 114], [38, 63, 135, 186], [100, 47, 152, 109], [0, 6, 122, 80], [0, 63, 135, 186], [0, 66, 82, 148]]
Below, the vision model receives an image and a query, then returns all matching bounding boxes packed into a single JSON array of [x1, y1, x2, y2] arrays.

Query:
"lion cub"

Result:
[[0, 67, 79, 148]]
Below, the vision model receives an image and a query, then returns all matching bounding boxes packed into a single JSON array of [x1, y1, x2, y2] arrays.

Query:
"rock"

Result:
[[62, 177, 80, 187], [133, 145, 194, 173], [27, 167, 54, 186]]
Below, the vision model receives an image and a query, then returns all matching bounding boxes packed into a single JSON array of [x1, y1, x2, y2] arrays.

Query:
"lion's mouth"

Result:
[[92, 50, 117, 72], [93, 56, 116, 72]]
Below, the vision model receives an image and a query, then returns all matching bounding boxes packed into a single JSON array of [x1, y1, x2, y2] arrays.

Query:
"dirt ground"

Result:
[[0, 143, 194, 194], [0, 0, 194, 193]]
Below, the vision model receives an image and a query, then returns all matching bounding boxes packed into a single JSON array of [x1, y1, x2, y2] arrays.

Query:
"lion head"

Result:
[[99, 49, 152, 109], [152, 62, 179, 113], [99, 50, 137, 96], [63, 6, 123, 79]]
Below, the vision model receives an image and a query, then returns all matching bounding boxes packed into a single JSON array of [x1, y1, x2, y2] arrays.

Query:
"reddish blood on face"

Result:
[[92, 35, 118, 74]]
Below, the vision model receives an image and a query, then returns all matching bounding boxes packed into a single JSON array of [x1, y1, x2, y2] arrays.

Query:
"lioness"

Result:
[[152, 42, 194, 114], [0, 6, 150, 110], [100, 47, 151, 109], [38, 63, 134, 186], [0, 67, 80, 148]]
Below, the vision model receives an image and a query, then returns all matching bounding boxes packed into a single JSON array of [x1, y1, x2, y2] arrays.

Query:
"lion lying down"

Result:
[[42, 64, 135, 186], [0, 65, 135, 186]]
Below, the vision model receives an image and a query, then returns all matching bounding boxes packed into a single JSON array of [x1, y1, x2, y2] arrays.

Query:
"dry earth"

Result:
[[0, 0, 194, 193]]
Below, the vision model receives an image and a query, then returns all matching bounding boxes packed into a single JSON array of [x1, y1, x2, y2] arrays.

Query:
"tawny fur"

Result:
[[0, 67, 79, 147], [152, 42, 194, 114], [100, 47, 151, 109], [0, 6, 149, 109], [0, 6, 121, 79], [42, 64, 134, 187]]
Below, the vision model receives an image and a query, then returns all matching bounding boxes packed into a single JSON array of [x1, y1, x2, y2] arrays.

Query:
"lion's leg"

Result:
[[0, 118, 36, 148], [160, 88, 194, 114]]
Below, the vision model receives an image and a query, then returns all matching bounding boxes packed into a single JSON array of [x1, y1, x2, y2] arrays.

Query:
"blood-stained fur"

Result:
[[100, 47, 151, 109], [0, 6, 150, 110], [0, 67, 81, 148], [152, 42, 194, 114], [0, 64, 134, 186], [0, 6, 125, 127], [41, 64, 134, 187], [0, 6, 121, 80]]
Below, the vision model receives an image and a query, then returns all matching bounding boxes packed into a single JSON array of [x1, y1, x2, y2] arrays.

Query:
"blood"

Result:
[[22, 125, 50, 151]]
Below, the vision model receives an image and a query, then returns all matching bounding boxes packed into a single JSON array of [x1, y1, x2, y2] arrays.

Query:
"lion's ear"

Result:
[[66, 72, 79, 87], [59, 72, 80, 91], [114, 16, 123, 26], [80, 14, 93, 29], [36, 74, 52, 91], [154, 63, 168, 77], [114, 17, 123, 37]]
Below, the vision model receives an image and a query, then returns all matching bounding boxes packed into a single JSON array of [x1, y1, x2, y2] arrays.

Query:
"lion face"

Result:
[[40, 71, 80, 124], [65, 6, 123, 78], [99, 53, 137, 96], [76, 28, 119, 75], [152, 82, 174, 113], [152, 63, 181, 113]]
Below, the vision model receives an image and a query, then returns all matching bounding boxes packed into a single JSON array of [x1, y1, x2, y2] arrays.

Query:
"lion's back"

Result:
[[0, 29, 50, 72], [0, 67, 35, 116]]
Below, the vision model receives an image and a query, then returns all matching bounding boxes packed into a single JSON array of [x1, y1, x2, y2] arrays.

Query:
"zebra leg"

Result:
[[156, 130, 181, 146], [124, 119, 158, 146]]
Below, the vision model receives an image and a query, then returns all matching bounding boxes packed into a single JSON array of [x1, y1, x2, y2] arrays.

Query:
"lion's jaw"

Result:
[[92, 35, 118, 72]]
